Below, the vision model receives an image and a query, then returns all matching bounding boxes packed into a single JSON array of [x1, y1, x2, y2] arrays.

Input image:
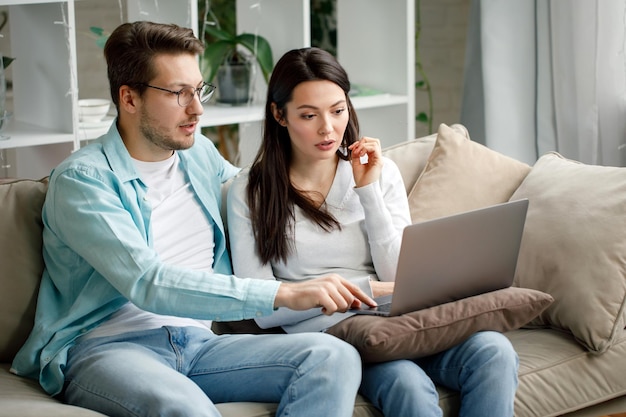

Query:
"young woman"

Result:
[[227, 47, 519, 417]]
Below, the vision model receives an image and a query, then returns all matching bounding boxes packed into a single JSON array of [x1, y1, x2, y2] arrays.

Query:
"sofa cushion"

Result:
[[510, 152, 626, 353], [0, 364, 108, 416], [407, 123, 531, 223], [0, 178, 48, 362], [214, 394, 382, 417], [325, 287, 553, 363], [506, 328, 626, 417]]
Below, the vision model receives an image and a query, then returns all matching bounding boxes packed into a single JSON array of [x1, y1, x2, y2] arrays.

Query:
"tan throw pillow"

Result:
[[0, 178, 48, 362], [408, 123, 531, 223], [326, 287, 553, 363], [510, 152, 626, 353], [382, 134, 436, 195]]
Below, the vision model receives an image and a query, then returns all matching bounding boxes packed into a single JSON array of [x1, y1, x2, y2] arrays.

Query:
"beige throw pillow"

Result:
[[382, 134, 436, 195], [0, 178, 48, 362], [510, 152, 626, 353], [408, 123, 531, 223], [326, 287, 553, 362]]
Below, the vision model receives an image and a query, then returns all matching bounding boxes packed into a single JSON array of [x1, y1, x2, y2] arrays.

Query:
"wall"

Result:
[[415, 0, 470, 138], [0, 2, 123, 179], [75, 0, 127, 100]]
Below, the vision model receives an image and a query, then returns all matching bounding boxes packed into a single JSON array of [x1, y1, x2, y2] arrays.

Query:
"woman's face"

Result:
[[278, 80, 349, 164]]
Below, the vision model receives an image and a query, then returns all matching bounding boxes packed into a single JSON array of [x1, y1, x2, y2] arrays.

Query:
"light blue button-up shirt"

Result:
[[10, 122, 280, 396]]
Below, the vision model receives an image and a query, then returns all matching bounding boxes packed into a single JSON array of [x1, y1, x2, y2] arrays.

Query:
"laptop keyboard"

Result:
[[374, 302, 392, 313]]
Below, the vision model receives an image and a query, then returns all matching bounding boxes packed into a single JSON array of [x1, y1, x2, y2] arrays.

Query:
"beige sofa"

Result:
[[2, 123, 626, 417]]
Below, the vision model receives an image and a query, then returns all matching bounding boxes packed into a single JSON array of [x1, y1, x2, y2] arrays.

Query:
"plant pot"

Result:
[[216, 61, 251, 105]]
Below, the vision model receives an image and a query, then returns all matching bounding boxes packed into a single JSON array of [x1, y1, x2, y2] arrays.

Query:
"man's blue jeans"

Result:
[[63, 326, 362, 417], [360, 331, 519, 417]]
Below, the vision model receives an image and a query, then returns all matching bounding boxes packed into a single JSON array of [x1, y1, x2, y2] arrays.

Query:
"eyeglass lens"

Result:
[[178, 84, 215, 106]]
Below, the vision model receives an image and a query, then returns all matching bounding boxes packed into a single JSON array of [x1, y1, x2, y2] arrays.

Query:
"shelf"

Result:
[[4, 0, 67, 4], [0, 121, 74, 150], [0, 93, 410, 148], [198, 94, 409, 128], [351, 94, 409, 110], [234, 0, 415, 162], [2, 0, 414, 176], [76, 126, 112, 141], [199, 103, 264, 127]]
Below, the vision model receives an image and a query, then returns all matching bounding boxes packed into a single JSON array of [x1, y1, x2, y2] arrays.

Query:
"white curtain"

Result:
[[461, 0, 626, 166]]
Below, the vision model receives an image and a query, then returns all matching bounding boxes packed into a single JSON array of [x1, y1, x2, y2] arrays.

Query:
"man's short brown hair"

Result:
[[104, 21, 204, 109]]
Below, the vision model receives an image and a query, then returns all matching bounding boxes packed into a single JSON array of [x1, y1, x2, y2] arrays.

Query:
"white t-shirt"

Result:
[[83, 152, 216, 339]]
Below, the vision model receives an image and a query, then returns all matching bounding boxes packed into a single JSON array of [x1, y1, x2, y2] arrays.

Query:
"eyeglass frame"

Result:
[[136, 81, 216, 107]]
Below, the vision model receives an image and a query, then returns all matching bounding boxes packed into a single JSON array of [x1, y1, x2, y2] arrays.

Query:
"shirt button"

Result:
[[256, 311, 263, 317]]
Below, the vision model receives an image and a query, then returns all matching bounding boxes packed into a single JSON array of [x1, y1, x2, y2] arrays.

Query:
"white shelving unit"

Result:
[[0, 0, 194, 178], [228, 0, 415, 165], [337, 0, 415, 144], [7, 2, 77, 146], [0, 1, 77, 178], [0, 0, 414, 177]]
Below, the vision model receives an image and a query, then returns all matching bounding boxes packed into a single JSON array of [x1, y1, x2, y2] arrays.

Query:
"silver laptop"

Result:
[[351, 199, 529, 316]]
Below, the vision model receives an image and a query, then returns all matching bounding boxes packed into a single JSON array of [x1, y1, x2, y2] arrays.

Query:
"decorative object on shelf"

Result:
[[78, 99, 110, 123], [199, 4, 273, 105]]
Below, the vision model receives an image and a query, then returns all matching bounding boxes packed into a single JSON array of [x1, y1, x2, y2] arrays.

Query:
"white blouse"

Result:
[[227, 157, 411, 332]]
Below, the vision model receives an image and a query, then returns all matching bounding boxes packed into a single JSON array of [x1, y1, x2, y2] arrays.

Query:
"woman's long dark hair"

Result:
[[247, 47, 360, 264]]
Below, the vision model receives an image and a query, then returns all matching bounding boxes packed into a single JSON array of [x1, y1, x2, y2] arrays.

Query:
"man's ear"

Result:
[[119, 85, 139, 114], [271, 103, 287, 127]]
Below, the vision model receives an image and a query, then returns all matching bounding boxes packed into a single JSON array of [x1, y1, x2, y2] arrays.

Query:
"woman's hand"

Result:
[[348, 136, 384, 188], [369, 280, 395, 298]]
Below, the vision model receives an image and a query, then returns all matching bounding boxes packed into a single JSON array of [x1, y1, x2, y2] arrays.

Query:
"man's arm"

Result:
[[275, 274, 376, 315]]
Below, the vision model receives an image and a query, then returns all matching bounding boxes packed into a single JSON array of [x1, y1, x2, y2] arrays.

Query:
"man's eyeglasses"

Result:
[[140, 82, 216, 107]]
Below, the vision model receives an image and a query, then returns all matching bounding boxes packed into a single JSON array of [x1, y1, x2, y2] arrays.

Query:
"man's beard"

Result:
[[139, 109, 195, 151]]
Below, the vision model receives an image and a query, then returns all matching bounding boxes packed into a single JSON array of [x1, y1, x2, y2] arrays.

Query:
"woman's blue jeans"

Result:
[[63, 326, 362, 417], [360, 331, 519, 417]]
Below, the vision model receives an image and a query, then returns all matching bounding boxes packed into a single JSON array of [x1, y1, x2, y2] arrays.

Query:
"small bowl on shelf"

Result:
[[78, 99, 111, 123]]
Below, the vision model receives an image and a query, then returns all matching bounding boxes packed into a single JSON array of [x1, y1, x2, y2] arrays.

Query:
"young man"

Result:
[[10, 21, 374, 417]]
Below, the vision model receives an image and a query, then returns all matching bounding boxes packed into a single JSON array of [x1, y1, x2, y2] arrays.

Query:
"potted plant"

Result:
[[201, 24, 273, 105]]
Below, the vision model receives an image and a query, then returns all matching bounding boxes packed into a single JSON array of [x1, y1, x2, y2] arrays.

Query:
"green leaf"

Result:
[[95, 37, 108, 49], [201, 40, 236, 83], [201, 25, 274, 84], [416, 80, 425, 88], [88, 27, 109, 49], [2, 56, 14, 69], [203, 25, 235, 42], [89, 26, 105, 36], [416, 112, 429, 123], [236, 33, 273, 83]]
